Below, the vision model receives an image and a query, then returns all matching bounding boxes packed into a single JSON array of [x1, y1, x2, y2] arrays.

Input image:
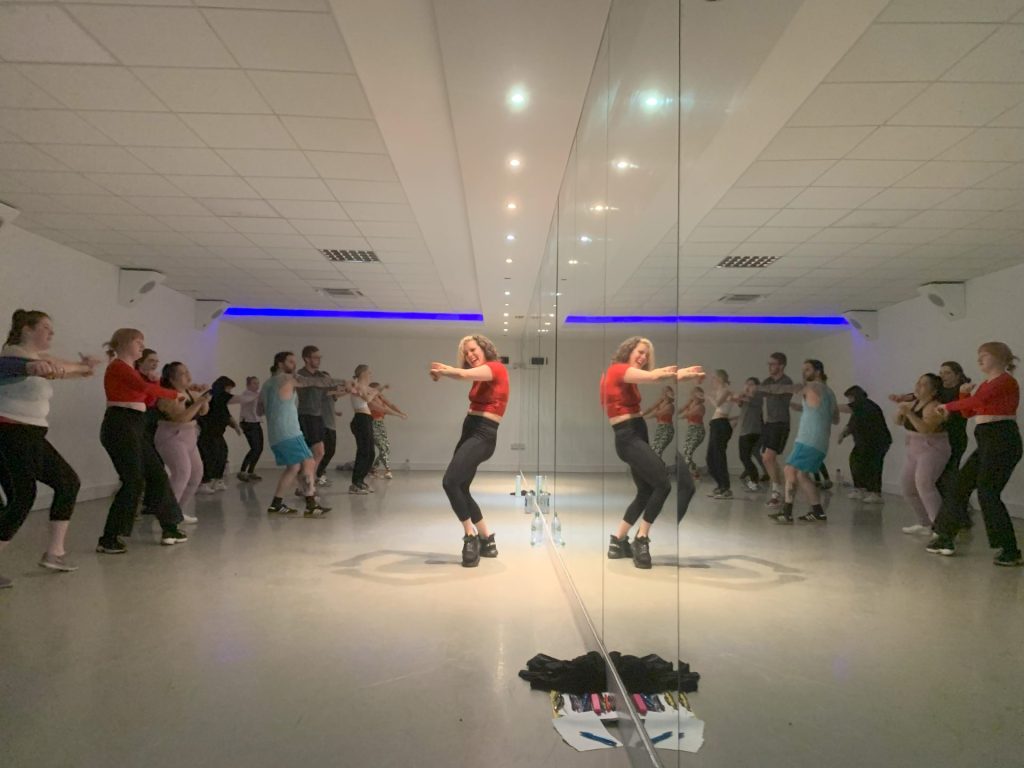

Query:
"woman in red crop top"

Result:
[[430, 335, 509, 568], [931, 341, 1022, 566], [96, 328, 188, 554], [602, 336, 704, 569]]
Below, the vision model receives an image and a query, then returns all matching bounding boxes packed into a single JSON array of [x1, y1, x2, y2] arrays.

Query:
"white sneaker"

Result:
[[862, 492, 883, 504], [902, 524, 932, 535], [197, 483, 216, 495], [744, 479, 759, 492], [214, 479, 227, 491], [316, 476, 331, 487], [181, 514, 198, 525], [847, 488, 864, 500]]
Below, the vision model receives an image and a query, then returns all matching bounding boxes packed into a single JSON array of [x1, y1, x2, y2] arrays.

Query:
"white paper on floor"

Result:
[[552, 711, 623, 751], [643, 709, 705, 753]]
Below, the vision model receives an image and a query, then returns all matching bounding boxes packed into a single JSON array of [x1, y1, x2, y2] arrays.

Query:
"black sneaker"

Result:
[[268, 504, 298, 516], [631, 535, 652, 569], [160, 527, 188, 546], [994, 549, 1023, 567], [479, 533, 498, 558], [798, 511, 827, 522], [462, 534, 481, 568], [769, 512, 793, 525], [926, 536, 955, 556], [607, 534, 633, 559], [96, 536, 127, 554], [304, 504, 330, 518]]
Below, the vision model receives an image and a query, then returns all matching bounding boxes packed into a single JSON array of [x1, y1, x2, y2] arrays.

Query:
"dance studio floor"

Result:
[[1, 470, 1022, 768]]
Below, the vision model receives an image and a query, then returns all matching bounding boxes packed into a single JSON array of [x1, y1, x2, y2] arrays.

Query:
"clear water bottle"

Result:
[[530, 508, 544, 547], [551, 509, 565, 547]]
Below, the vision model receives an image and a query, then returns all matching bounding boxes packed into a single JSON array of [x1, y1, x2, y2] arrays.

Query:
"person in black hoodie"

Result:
[[838, 385, 891, 503], [197, 376, 241, 493]]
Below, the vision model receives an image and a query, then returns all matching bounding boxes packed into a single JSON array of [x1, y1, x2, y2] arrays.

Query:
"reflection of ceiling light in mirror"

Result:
[[544, 322, 551, 326], [505, 258, 513, 263], [506, 86, 528, 111], [508, 157, 521, 168], [549, 313, 555, 318], [505, 233, 515, 241], [506, 201, 517, 210], [589, 203, 618, 213], [579, 235, 592, 243], [567, 259, 579, 265], [680, 91, 696, 111], [504, 290, 511, 296], [614, 159, 636, 170], [503, 312, 509, 317]]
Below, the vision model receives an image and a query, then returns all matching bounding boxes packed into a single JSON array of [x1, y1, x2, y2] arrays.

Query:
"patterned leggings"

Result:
[[682, 424, 706, 473], [372, 419, 391, 471], [650, 423, 675, 460]]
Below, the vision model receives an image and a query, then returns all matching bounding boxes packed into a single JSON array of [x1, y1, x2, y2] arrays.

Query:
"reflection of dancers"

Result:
[[761, 352, 794, 508], [235, 377, 264, 482], [601, 336, 703, 569], [369, 383, 407, 479], [678, 386, 705, 476], [705, 370, 737, 500], [431, 336, 508, 568], [643, 386, 676, 461], [735, 377, 766, 492]]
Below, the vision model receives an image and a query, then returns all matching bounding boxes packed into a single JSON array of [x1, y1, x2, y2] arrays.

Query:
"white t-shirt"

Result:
[[0, 344, 53, 427]]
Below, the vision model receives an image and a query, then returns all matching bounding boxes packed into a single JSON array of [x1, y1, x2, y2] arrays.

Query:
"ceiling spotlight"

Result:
[[506, 201, 518, 210], [549, 313, 555, 318], [508, 157, 522, 169], [505, 233, 516, 242], [505, 257, 513, 263], [504, 303, 510, 307], [507, 86, 528, 110], [579, 235, 592, 243], [504, 290, 511, 296], [544, 321, 551, 326], [645, 95, 660, 107], [568, 259, 579, 265], [614, 159, 636, 170], [503, 312, 509, 317]]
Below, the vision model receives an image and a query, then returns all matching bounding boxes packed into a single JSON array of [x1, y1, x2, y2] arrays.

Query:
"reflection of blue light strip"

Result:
[[564, 314, 849, 326], [225, 307, 484, 322]]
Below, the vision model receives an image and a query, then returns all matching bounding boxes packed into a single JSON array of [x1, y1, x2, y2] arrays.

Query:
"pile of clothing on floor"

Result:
[[518, 650, 700, 694]]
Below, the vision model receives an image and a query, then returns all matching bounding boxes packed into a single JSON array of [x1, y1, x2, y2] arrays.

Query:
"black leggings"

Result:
[[318, 428, 337, 479], [936, 421, 968, 501], [706, 417, 733, 491], [240, 422, 264, 474], [935, 421, 1022, 553], [0, 423, 81, 541], [350, 413, 375, 486], [737, 433, 765, 480], [198, 423, 229, 482], [100, 407, 182, 538], [676, 451, 696, 524], [443, 415, 498, 523], [848, 442, 889, 493], [614, 418, 671, 526]]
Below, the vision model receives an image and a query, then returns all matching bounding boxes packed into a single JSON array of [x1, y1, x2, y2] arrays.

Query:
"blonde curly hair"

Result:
[[612, 336, 654, 370], [457, 335, 499, 368]]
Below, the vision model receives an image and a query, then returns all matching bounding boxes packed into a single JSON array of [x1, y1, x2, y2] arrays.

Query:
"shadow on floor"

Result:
[[331, 549, 507, 585]]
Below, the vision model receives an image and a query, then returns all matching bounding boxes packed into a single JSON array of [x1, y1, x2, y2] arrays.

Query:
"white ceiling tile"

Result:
[[0, 109, 112, 145], [835, 209, 918, 227], [879, 0, 1024, 22], [686, 226, 758, 242], [787, 187, 882, 209], [260, 246, 322, 261], [765, 209, 846, 227], [891, 84, 1024, 126], [40, 144, 152, 174], [973, 210, 1024, 228], [895, 161, 1010, 187], [200, 198, 275, 216], [133, 69, 270, 114], [809, 227, 887, 243], [246, 177, 333, 200], [714, 187, 800, 208], [68, 6, 234, 67], [80, 111, 204, 147], [814, 160, 921, 187], [194, 0, 328, 10], [847, 127, 973, 161], [19, 65, 165, 111], [32, 212, 106, 230], [990, 101, 1024, 127], [325, 180, 406, 204], [340, 202, 416, 222], [130, 197, 211, 217], [365, 237, 429, 252], [180, 114, 295, 149], [218, 149, 316, 178], [872, 228, 949, 244], [271, 202, 348, 220], [974, 163, 1024, 188], [935, 188, 1024, 209], [860, 187, 958, 210], [940, 128, 1024, 162], [130, 147, 235, 176], [943, 26, 1024, 82], [902, 209, 990, 228], [244, 232, 311, 248], [87, 173, 187, 197], [933, 228, 1013, 245], [729, 241, 795, 256], [248, 71, 370, 119], [0, 65, 62, 108], [305, 151, 396, 181], [187, 231, 254, 246], [761, 127, 873, 161], [207, 246, 270, 259], [281, 117, 386, 153], [289, 218, 360, 236], [228, 217, 295, 234], [744, 227, 818, 243], [699, 209, 776, 227], [679, 242, 736, 257], [7, 170, 108, 195], [55, 195, 140, 215], [787, 242, 855, 258], [64, 229, 140, 245], [734, 161, 833, 187], [305, 234, 371, 250], [0, 143, 68, 172], [788, 83, 926, 127], [0, 192, 68, 213], [203, 9, 354, 73], [91, 214, 169, 231], [126, 231, 195, 246], [827, 24, 993, 82], [0, 5, 115, 64], [158, 215, 232, 231]]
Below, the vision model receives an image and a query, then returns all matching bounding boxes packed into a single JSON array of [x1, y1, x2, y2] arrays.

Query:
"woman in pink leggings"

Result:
[[895, 373, 950, 535], [154, 362, 211, 525]]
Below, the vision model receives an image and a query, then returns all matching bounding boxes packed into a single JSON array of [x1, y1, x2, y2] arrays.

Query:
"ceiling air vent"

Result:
[[717, 256, 777, 268], [320, 249, 379, 263], [321, 288, 364, 297], [719, 293, 765, 304]]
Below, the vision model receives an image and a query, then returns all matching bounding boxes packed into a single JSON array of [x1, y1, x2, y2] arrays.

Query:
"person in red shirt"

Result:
[[430, 335, 508, 568], [97, 328, 189, 554], [931, 341, 1022, 566], [601, 336, 703, 569]]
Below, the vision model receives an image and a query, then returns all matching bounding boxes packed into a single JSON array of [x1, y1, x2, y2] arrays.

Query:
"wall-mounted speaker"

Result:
[[117, 269, 164, 307], [530, 356, 548, 366], [195, 300, 230, 330], [0, 200, 20, 233], [917, 282, 965, 320], [843, 310, 878, 340]]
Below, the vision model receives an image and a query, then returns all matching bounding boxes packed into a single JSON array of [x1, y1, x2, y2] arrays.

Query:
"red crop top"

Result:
[[656, 409, 673, 425], [105, 359, 178, 406], [601, 362, 641, 418], [468, 361, 509, 417], [369, 401, 386, 420], [943, 373, 1018, 418]]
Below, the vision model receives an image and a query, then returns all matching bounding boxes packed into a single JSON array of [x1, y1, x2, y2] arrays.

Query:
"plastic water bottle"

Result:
[[530, 508, 544, 547], [551, 509, 565, 547]]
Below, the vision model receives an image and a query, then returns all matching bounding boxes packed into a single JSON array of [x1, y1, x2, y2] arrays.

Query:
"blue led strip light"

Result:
[[564, 314, 849, 326], [224, 307, 484, 322]]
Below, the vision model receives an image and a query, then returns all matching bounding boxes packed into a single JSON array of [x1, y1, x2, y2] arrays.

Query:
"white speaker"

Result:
[[843, 310, 878, 340], [195, 300, 229, 330], [0, 200, 20, 232], [118, 269, 164, 307], [917, 282, 966, 320]]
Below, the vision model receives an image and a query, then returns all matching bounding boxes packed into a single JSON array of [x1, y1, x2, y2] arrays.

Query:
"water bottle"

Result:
[[551, 509, 565, 547], [530, 508, 544, 546], [835, 468, 844, 488]]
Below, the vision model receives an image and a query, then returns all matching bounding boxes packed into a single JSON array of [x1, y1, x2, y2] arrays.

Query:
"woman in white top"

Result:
[[348, 364, 381, 495], [235, 376, 264, 482], [0, 310, 100, 586], [706, 369, 738, 500]]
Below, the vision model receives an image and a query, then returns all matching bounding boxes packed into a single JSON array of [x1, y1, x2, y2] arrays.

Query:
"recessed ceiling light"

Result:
[[614, 159, 636, 170], [507, 86, 528, 110], [506, 201, 518, 210], [544, 321, 551, 326], [644, 94, 660, 108], [505, 258, 513, 264], [503, 312, 509, 317], [505, 233, 516, 242], [579, 235, 592, 243], [508, 157, 522, 168], [504, 290, 511, 296], [549, 313, 555, 318], [504, 303, 510, 307], [568, 259, 579, 265], [503, 328, 508, 332]]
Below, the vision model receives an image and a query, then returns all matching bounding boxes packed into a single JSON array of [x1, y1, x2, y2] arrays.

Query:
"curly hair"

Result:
[[611, 336, 654, 370], [457, 335, 499, 368]]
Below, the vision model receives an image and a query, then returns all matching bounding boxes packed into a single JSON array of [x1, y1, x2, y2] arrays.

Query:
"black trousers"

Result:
[[240, 421, 264, 474], [350, 413, 375, 486], [0, 423, 81, 541], [849, 442, 889, 493], [935, 421, 1022, 553], [442, 415, 498, 523], [936, 421, 968, 501], [706, 418, 733, 491], [100, 407, 183, 538], [317, 428, 337, 478], [737, 433, 765, 481], [198, 423, 229, 482], [614, 418, 671, 526], [676, 451, 696, 524]]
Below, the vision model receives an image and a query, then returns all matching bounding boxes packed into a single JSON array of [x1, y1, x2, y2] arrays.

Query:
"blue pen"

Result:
[[579, 731, 617, 747], [650, 731, 673, 744]]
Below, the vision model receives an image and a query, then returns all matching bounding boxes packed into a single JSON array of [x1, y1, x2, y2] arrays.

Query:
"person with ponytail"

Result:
[[894, 374, 950, 536], [0, 310, 99, 587], [154, 362, 211, 524]]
